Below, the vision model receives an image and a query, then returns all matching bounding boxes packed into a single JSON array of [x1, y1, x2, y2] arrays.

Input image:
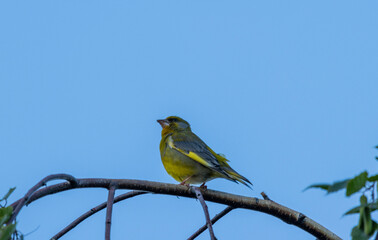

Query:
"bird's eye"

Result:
[[169, 118, 177, 122]]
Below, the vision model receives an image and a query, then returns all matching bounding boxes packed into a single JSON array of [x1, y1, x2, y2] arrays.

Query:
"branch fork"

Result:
[[8, 175, 341, 240]]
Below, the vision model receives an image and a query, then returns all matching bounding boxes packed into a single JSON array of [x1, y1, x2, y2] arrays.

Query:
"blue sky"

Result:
[[1, 1, 377, 239]]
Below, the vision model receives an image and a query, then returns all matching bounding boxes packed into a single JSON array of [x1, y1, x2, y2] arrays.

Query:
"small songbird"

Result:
[[157, 116, 252, 188]]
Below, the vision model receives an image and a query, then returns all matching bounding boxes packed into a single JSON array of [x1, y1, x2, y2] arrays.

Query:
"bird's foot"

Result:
[[199, 182, 207, 190], [179, 182, 190, 187], [179, 176, 193, 186]]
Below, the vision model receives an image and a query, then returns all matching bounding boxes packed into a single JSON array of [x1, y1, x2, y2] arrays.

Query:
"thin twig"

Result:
[[105, 185, 117, 240], [8, 174, 77, 224], [191, 187, 216, 240], [11, 177, 342, 240], [51, 190, 148, 240], [261, 192, 271, 200], [188, 206, 234, 240]]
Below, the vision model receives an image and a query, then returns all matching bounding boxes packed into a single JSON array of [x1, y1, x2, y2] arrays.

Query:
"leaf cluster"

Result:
[[306, 146, 378, 240], [0, 188, 22, 240]]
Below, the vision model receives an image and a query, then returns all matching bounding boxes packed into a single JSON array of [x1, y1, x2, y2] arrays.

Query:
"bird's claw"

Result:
[[199, 182, 207, 190]]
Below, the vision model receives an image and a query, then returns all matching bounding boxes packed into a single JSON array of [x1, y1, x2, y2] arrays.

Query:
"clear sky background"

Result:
[[1, 1, 377, 239]]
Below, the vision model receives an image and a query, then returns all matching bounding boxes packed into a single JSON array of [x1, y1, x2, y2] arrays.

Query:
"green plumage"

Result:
[[158, 116, 252, 188]]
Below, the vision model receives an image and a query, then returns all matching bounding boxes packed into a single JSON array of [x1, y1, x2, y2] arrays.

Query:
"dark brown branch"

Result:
[[260, 192, 271, 200], [105, 185, 116, 240], [188, 206, 234, 240], [192, 187, 216, 240], [11, 176, 342, 240], [51, 190, 148, 240], [8, 174, 77, 224]]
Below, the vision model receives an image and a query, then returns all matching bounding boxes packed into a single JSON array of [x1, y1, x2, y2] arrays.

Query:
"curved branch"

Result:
[[11, 177, 341, 240], [190, 192, 275, 239], [8, 174, 77, 224], [51, 190, 148, 239], [188, 206, 234, 240]]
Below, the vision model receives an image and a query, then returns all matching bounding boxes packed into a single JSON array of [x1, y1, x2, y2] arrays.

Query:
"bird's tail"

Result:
[[224, 167, 253, 189], [214, 152, 253, 189]]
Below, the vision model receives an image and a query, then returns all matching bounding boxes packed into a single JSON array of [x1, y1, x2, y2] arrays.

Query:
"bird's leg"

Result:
[[179, 176, 192, 186], [200, 182, 207, 190]]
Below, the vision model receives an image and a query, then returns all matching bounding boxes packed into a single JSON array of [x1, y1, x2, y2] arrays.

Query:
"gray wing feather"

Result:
[[172, 134, 227, 175]]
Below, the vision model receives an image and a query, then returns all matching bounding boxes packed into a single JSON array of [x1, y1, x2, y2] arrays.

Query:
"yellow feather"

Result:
[[167, 136, 213, 168]]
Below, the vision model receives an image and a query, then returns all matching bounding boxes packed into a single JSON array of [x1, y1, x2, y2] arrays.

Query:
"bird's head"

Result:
[[157, 116, 191, 135]]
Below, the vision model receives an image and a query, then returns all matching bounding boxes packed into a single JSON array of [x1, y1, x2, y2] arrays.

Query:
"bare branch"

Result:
[[192, 187, 216, 240], [105, 185, 117, 240], [188, 206, 234, 240], [51, 190, 147, 239], [260, 192, 271, 200], [11, 176, 342, 240], [8, 174, 77, 224]]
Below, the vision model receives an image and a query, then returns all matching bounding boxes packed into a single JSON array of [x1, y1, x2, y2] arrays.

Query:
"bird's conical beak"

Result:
[[157, 119, 169, 128]]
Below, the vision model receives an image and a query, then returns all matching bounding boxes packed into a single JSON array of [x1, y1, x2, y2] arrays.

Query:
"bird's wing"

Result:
[[168, 132, 252, 188], [168, 133, 228, 175]]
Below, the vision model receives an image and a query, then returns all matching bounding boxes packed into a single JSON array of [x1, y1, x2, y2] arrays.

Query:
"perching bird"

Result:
[[157, 116, 252, 188]]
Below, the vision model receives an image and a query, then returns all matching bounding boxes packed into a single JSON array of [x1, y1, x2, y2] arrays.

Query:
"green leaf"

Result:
[[0, 206, 13, 226], [351, 226, 369, 240], [346, 172, 368, 196], [0, 188, 15, 202], [305, 179, 350, 194], [373, 221, 378, 232], [360, 195, 368, 205], [328, 179, 350, 193], [344, 201, 378, 215], [0, 223, 16, 240], [304, 183, 330, 191], [362, 203, 373, 235], [367, 174, 378, 182]]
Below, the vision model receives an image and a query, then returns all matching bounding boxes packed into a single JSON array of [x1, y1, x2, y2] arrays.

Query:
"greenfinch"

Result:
[[157, 116, 252, 188]]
